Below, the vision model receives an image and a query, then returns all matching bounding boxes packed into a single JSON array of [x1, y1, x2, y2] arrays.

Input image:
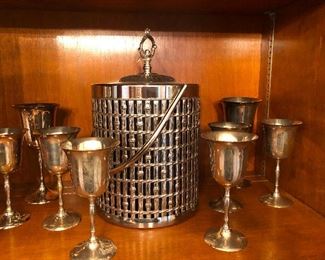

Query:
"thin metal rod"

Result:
[[222, 186, 231, 233], [273, 159, 281, 198], [110, 84, 187, 175], [4, 175, 13, 215], [57, 174, 65, 217], [37, 149, 46, 192], [89, 197, 97, 244]]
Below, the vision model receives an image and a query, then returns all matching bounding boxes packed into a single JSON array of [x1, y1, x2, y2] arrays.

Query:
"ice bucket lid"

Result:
[[92, 29, 199, 99]]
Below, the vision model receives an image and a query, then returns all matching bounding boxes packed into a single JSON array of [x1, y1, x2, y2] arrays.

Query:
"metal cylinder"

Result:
[[221, 97, 261, 130], [92, 83, 200, 228]]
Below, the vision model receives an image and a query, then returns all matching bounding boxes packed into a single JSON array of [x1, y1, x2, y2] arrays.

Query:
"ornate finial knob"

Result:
[[138, 28, 157, 78]]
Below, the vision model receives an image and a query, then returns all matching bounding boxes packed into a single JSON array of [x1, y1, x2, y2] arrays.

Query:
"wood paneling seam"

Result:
[[261, 11, 276, 177]]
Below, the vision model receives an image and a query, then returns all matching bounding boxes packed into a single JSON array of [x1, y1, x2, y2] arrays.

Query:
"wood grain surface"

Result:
[[0, 10, 263, 187], [0, 181, 324, 260], [0, 0, 298, 14]]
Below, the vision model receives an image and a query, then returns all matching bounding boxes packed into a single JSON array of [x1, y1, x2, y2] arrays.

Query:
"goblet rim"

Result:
[[0, 127, 27, 136], [12, 102, 59, 110], [262, 118, 303, 127], [34, 126, 81, 137], [201, 130, 258, 143], [221, 96, 262, 104], [208, 121, 251, 131], [62, 137, 119, 152]]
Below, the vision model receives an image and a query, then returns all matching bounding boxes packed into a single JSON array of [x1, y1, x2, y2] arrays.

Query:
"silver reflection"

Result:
[[0, 128, 30, 230], [13, 103, 58, 204], [221, 97, 261, 129], [260, 118, 302, 208], [221, 97, 261, 188], [37, 126, 81, 231], [62, 137, 119, 259], [201, 131, 258, 252], [208, 122, 251, 213]]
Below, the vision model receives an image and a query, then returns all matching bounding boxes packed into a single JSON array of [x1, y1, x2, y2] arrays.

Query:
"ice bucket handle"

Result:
[[110, 84, 187, 175]]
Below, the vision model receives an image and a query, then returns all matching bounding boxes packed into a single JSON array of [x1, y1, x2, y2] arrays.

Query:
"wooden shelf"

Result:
[[1, 181, 324, 259], [0, 0, 298, 14]]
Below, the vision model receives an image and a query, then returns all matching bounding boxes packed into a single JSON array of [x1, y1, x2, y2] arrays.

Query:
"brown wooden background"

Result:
[[0, 0, 324, 215], [266, 1, 325, 215]]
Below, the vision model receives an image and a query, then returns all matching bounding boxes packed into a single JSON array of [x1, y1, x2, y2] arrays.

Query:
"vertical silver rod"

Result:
[[4, 175, 13, 215], [273, 159, 281, 198]]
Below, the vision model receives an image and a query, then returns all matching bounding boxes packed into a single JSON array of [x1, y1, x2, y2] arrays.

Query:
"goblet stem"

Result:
[[273, 159, 281, 198], [57, 174, 65, 217], [4, 175, 13, 216], [89, 197, 97, 245], [222, 186, 231, 233], [37, 149, 46, 193]]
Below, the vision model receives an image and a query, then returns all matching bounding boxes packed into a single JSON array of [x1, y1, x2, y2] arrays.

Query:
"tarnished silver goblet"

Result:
[[36, 126, 81, 231], [13, 103, 58, 204], [208, 122, 251, 213], [0, 128, 30, 229], [221, 97, 262, 188], [260, 118, 302, 208], [62, 137, 119, 259], [201, 131, 258, 252]]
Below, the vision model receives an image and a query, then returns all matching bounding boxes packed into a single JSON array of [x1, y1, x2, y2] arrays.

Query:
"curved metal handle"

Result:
[[138, 28, 157, 78], [110, 84, 187, 175]]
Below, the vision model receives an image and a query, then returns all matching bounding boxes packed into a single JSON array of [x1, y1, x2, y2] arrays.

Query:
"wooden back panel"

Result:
[[268, 1, 325, 215], [0, 10, 263, 186]]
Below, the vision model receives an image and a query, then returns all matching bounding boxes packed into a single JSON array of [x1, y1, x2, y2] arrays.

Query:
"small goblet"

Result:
[[260, 118, 302, 208], [208, 122, 251, 213], [201, 131, 258, 252], [62, 137, 119, 259], [13, 103, 58, 204], [37, 126, 81, 231], [0, 128, 30, 229], [221, 96, 262, 188]]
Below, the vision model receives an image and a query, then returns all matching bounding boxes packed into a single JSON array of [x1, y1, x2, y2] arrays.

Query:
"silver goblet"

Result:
[[260, 118, 302, 208], [208, 122, 251, 213], [62, 137, 119, 259], [13, 103, 58, 204], [221, 97, 262, 188], [0, 128, 30, 229], [36, 126, 81, 231], [201, 131, 258, 252]]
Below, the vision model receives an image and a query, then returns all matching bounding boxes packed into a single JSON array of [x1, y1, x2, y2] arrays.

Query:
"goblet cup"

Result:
[[201, 131, 258, 252], [13, 103, 58, 204], [260, 119, 302, 208], [62, 137, 119, 259], [0, 128, 30, 229], [208, 122, 251, 213], [221, 97, 262, 188], [37, 126, 81, 231]]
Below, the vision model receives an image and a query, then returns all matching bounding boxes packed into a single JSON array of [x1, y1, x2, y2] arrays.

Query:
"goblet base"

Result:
[[235, 178, 251, 189], [209, 197, 242, 213], [25, 187, 57, 205], [43, 211, 81, 231], [70, 237, 117, 259], [204, 227, 247, 252], [0, 211, 30, 230], [260, 194, 293, 208]]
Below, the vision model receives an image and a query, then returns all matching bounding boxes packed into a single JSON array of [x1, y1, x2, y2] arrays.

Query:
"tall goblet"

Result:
[[0, 128, 30, 229], [36, 126, 81, 231], [208, 122, 251, 213], [260, 118, 302, 208], [201, 131, 258, 252], [221, 97, 262, 188], [62, 137, 119, 259], [13, 103, 58, 204]]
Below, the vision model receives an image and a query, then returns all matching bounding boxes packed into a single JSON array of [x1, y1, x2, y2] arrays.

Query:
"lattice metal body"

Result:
[[92, 84, 200, 228]]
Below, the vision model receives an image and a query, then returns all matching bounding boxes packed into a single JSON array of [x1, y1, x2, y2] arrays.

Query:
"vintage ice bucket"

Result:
[[92, 30, 200, 228]]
